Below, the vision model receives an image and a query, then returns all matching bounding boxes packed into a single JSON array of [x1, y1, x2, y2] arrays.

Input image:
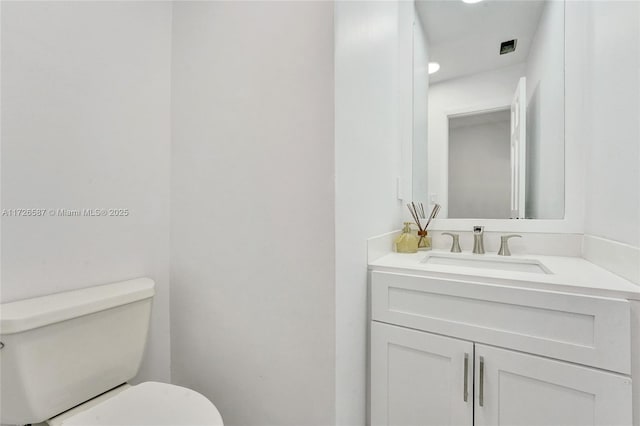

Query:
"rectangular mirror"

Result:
[[412, 0, 565, 220]]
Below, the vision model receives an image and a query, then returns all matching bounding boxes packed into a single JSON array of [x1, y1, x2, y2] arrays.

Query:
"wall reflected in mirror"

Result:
[[412, 0, 565, 219]]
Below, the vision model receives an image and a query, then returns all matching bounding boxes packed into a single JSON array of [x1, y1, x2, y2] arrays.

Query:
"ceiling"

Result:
[[415, 0, 546, 83]]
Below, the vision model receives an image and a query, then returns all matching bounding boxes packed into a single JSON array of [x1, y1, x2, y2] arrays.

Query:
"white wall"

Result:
[[427, 63, 525, 218], [412, 9, 430, 203], [0, 1, 172, 383], [335, 1, 406, 423], [448, 113, 511, 219], [583, 0, 640, 248], [525, 0, 565, 220], [170, 2, 335, 425]]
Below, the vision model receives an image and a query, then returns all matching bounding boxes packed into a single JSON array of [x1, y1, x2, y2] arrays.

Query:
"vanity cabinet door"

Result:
[[474, 344, 632, 426], [370, 322, 473, 426]]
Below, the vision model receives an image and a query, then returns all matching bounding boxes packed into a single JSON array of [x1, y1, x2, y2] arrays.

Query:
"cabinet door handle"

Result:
[[479, 356, 485, 407], [463, 353, 469, 402]]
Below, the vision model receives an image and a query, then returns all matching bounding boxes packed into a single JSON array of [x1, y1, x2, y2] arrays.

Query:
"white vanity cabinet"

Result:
[[369, 270, 634, 426], [474, 345, 632, 426], [371, 322, 473, 426]]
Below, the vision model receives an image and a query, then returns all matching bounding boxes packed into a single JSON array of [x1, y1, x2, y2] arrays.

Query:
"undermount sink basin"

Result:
[[421, 253, 551, 274]]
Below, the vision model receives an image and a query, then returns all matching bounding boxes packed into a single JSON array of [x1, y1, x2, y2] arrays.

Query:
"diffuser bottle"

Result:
[[417, 229, 432, 251]]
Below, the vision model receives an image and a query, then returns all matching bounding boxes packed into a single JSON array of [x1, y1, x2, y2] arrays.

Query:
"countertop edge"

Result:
[[368, 255, 640, 301]]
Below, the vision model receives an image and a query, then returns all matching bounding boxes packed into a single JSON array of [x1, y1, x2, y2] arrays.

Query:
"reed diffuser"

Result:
[[407, 202, 441, 251]]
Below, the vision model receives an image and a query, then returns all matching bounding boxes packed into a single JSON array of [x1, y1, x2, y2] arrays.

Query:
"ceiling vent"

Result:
[[500, 39, 517, 55]]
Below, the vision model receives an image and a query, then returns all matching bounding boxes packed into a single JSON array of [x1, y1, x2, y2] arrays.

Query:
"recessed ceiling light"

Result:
[[462, 0, 484, 3], [428, 62, 440, 75]]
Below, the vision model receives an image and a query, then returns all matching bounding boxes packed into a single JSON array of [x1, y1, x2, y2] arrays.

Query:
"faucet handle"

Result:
[[442, 232, 462, 253], [498, 234, 521, 256]]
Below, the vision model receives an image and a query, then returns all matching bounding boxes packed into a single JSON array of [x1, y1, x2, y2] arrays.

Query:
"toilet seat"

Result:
[[54, 382, 224, 426]]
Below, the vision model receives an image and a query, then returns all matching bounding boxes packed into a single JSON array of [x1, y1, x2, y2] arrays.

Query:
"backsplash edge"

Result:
[[582, 235, 640, 285]]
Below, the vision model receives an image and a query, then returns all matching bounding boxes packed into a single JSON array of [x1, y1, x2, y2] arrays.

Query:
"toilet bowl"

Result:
[[44, 382, 223, 426], [0, 278, 224, 426]]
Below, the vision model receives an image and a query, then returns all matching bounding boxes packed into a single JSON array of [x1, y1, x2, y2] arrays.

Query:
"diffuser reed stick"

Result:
[[407, 202, 440, 250]]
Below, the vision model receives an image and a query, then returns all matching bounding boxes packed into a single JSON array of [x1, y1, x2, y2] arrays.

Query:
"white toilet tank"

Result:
[[0, 278, 155, 425]]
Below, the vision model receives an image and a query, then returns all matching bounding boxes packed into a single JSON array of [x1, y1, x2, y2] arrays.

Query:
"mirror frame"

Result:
[[407, 0, 581, 233]]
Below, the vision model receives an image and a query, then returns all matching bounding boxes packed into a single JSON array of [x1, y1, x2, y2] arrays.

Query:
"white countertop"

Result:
[[369, 249, 640, 300]]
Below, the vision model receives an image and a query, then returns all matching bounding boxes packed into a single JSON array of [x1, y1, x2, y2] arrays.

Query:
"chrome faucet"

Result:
[[442, 232, 462, 253], [472, 226, 485, 254], [498, 234, 522, 256]]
